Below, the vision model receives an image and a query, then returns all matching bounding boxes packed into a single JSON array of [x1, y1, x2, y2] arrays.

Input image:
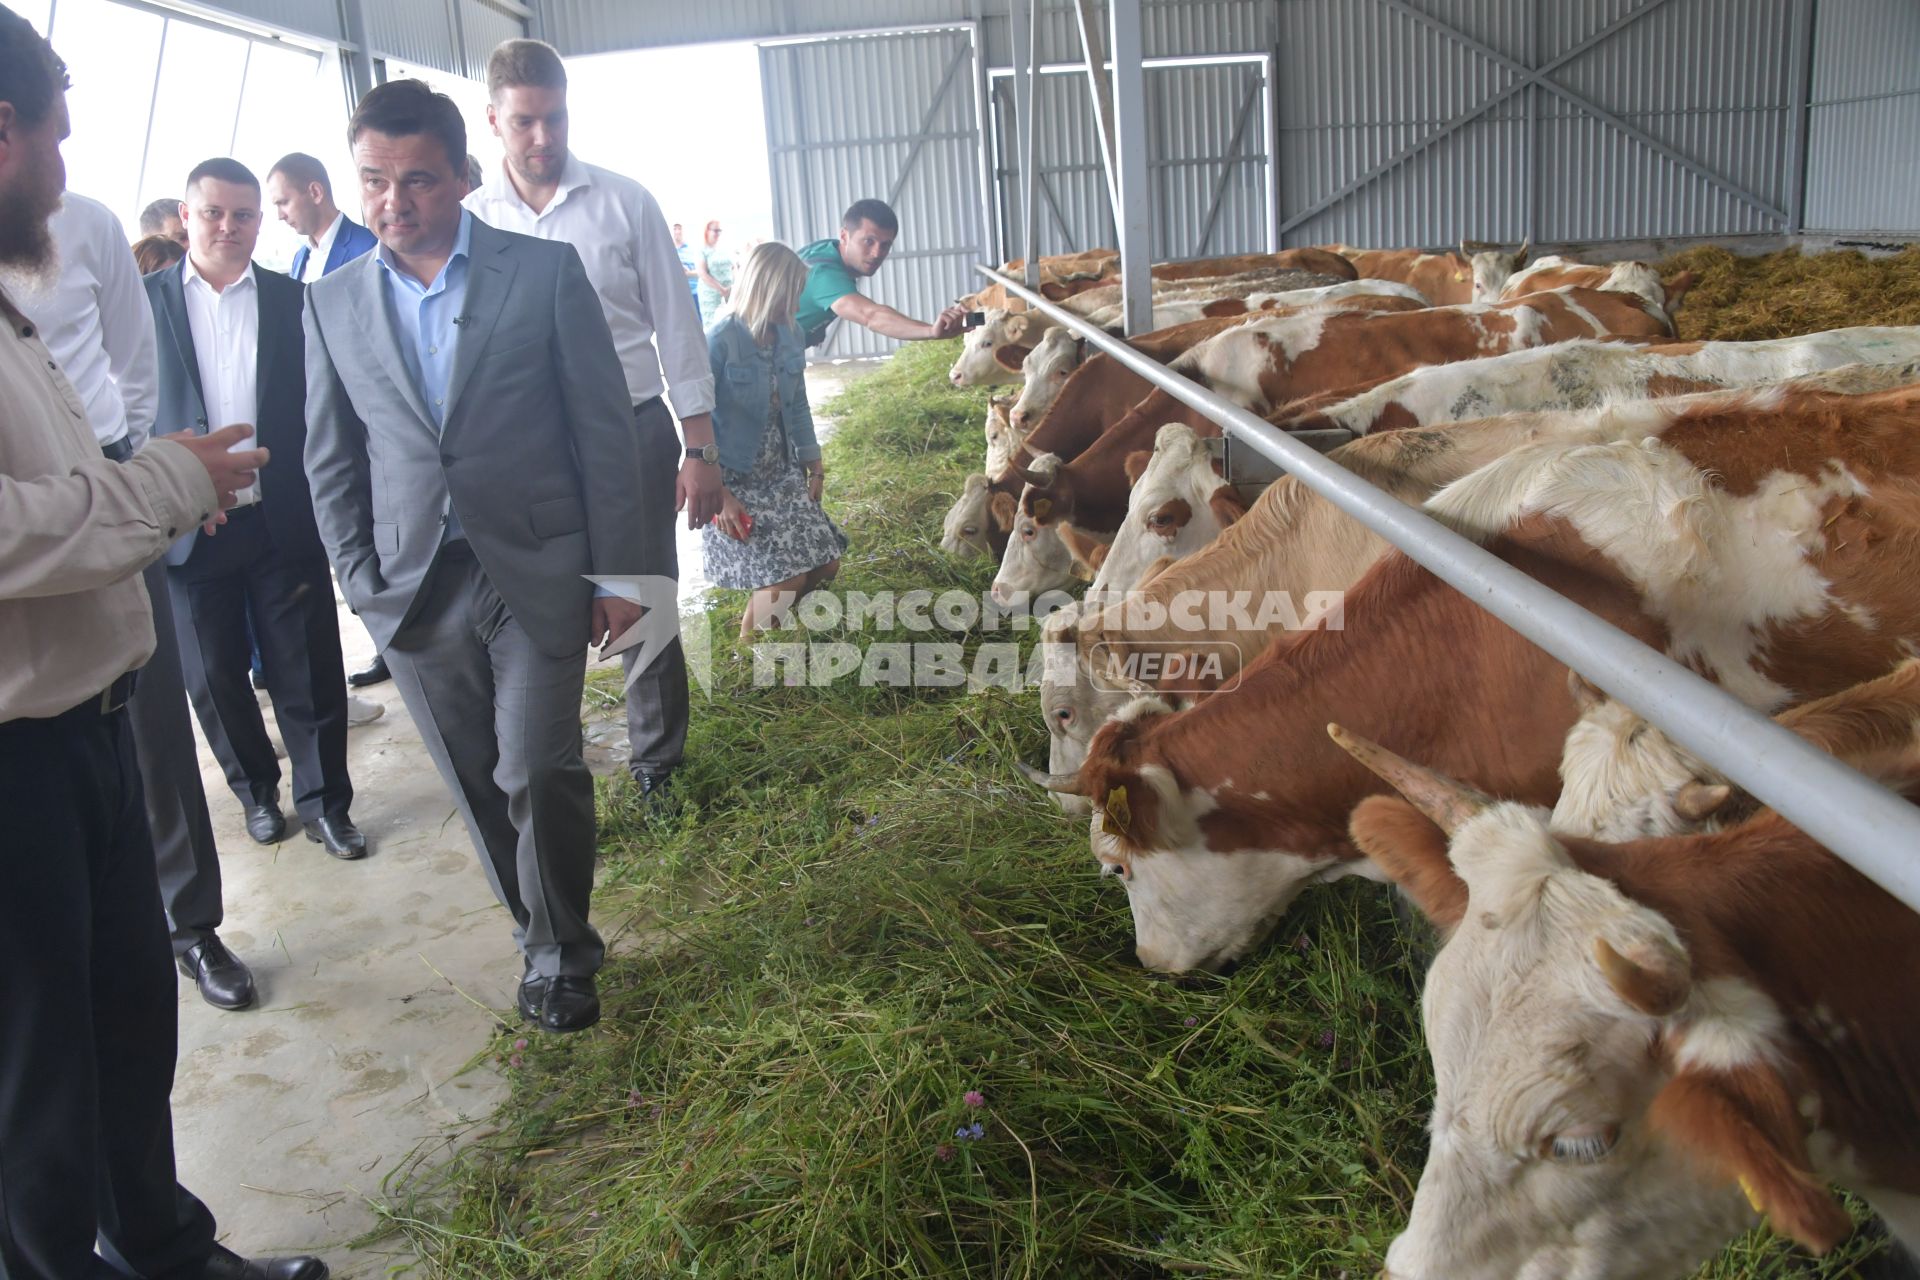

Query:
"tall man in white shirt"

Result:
[[465, 38, 724, 803], [22, 190, 257, 1009], [147, 157, 364, 859]]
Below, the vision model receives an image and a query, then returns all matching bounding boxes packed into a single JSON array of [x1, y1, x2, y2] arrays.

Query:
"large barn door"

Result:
[[991, 58, 1274, 265], [759, 26, 990, 360]]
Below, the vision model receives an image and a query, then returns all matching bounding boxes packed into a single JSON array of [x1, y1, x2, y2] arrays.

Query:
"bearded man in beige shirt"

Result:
[[0, 9, 329, 1278]]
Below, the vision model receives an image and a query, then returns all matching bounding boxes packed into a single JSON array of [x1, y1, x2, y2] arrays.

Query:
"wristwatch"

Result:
[[684, 443, 719, 464]]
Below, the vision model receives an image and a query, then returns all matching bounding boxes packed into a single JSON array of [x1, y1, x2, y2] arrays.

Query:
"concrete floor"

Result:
[[168, 360, 880, 1276]]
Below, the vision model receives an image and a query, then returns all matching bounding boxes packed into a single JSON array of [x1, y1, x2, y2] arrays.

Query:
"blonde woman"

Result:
[[703, 242, 848, 637]]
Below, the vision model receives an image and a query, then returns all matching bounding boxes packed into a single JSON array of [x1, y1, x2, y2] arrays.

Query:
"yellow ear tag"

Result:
[[1103, 785, 1131, 835], [1033, 498, 1053, 520], [1738, 1175, 1766, 1216]]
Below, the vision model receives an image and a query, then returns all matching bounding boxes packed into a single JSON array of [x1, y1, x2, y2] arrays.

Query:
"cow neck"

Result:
[[1573, 812, 1920, 1194]]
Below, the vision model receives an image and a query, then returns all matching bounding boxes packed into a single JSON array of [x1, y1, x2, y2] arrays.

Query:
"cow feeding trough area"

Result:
[[378, 248, 1920, 1280]]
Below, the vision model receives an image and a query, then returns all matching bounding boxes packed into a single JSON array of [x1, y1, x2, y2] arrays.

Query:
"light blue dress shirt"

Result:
[[376, 209, 472, 541]]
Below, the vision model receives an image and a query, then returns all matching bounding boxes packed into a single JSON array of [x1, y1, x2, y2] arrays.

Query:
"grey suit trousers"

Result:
[[127, 559, 224, 957], [622, 396, 690, 777], [383, 545, 603, 978]]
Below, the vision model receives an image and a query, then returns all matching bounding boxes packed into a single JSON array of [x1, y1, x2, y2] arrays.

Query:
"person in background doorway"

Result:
[[672, 219, 697, 304], [149, 157, 365, 859], [795, 197, 967, 349], [702, 242, 845, 639], [133, 230, 185, 273], [23, 189, 258, 1011], [138, 194, 188, 247], [263, 150, 392, 701], [695, 217, 731, 327], [467, 37, 723, 807], [0, 8, 329, 1274]]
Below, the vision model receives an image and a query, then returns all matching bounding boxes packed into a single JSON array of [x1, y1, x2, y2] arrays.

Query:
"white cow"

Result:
[[1083, 423, 1245, 606], [987, 454, 1105, 603], [948, 308, 1053, 387], [939, 474, 997, 557], [982, 394, 1019, 477], [1463, 238, 1530, 300]]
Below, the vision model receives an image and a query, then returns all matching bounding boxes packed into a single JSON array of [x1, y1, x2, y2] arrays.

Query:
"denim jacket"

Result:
[[707, 316, 820, 474]]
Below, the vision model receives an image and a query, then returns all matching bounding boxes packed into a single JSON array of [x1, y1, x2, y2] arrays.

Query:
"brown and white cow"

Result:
[[1463, 238, 1530, 300], [1029, 381, 1920, 971], [1270, 327, 1920, 436], [1344, 247, 1477, 304], [1554, 655, 1920, 842], [949, 308, 1055, 387], [1498, 253, 1622, 299], [1337, 727, 1920, 1280], [1081, 423, 1248, 605], [982, 393, 1019, 477], [939, 314, 1265, 557]]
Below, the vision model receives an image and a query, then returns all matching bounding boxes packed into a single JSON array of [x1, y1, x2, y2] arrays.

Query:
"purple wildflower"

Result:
[[934, 1143, 956, 1163], [954, 1126, 969, 1139], [1183, 1015, 1197, 1027], [966, 1121, 985, 1140], [627, 1089, 644, 1107], [508, 1053, 524, 1068], [963, 1090, 985, 1108], [513, 1038, 529, 1051], [1317, 1029, 1336, 1050], [1292, 933, 1311, 954]]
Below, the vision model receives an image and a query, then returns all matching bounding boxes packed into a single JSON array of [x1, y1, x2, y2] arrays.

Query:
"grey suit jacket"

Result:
[[302, 217, 646, 658]]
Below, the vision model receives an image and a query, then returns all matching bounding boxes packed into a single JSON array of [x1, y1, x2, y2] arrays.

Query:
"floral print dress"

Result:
[[700, 381, 848, 591]]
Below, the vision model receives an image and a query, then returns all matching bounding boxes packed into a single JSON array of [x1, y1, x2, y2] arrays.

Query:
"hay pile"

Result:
[[1659, 244, 1920, 342]]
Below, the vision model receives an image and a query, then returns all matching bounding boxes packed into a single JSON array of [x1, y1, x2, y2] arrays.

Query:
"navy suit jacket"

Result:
[[145, 262, 327, 568], [289, 216, 378, 281]]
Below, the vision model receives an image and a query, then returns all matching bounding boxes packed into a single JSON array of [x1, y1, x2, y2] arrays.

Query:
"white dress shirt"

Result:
[[181, 257, 261, 505], [21, 192, 159, 450], [300, 211, 345, 285], [464, 153, 715, 420]]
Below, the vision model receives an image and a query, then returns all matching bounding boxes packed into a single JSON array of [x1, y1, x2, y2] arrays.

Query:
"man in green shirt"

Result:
[[796, 198, 968, 349]]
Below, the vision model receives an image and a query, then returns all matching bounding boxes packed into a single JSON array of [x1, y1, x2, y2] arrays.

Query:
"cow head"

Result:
[[1087, 424, 1246, 600], [1010, 328, 1083, 433], [1335, 728, 1847, 1280], [983, 395, 1018, 477], [940, 473, 998, 557], [1552, 673, 1736, 840], [948, 308, 1041, 387], [1465, 238, 1529, 301], [1036, 603, 1159, 808], [989, 456, 1087, 603]]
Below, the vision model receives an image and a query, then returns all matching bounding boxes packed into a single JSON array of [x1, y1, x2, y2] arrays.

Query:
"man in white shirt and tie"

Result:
[[21, 190, 257, 1009], [146, 157, 364, 862], [464, 37, 724, 806]]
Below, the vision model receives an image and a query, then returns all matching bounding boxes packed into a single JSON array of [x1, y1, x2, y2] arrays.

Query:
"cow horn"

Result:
[[1017, 759, 1084, 794], [1326, 723, 1489, 834], [1672, 780, 1733, 823]]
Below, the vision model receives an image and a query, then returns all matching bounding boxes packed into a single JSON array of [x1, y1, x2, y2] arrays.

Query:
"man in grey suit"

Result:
[[303, 79, 647, 1032]]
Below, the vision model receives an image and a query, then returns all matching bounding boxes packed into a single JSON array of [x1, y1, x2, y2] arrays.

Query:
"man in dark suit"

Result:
[[268, 152, 378, 284], [266, 150, 391, 692], [305, 81, 648, 1031], [147, 156, 365, 859]]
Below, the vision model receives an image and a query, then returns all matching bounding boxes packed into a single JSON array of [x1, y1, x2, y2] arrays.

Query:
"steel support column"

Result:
[[1109, 0, 1151, 335], [1073, 0, 1121, 218], [1784, 0, 1818, 233], [1010, 0, 1040, 287]]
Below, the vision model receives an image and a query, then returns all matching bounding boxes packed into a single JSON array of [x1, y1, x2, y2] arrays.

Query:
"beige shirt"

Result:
[[0, 288, 216, 723]]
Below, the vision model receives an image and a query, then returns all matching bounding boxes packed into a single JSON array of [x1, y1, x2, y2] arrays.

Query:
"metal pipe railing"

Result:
[[980, 265, 1920, 914]]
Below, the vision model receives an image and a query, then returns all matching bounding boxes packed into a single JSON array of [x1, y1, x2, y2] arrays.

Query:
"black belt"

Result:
[[100, 435, 134, 463], [633, 395, 663, 416], [1, 670, 141, 733]]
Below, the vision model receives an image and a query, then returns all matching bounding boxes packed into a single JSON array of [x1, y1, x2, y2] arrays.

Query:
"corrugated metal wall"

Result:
[[761, 27, 990, 358], [1804, 0, 1920, 234], [1275, 0, 1799, 249], [992, 59, 1270, 263]]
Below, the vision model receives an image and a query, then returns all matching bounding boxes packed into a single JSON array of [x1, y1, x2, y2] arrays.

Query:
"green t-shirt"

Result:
[[796, 239, 859, 348]]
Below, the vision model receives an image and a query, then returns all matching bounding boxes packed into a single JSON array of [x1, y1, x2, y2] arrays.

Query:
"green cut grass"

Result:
[[379, 317, 1907, 1277]]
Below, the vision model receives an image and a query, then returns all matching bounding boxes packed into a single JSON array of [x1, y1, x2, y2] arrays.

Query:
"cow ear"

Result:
[[1515, 237, 1530, 267], [990, 491, 1017, 532], [1348, 795, 1468, 931], [1567, 669, 1608, 713], [1123, 450, 1152, 486], [1593, 935, 1691, 1017], [1650, 1065, 1854, 1254], [1208, 483, 1248, 527], [1056, 522, 1109, 573], [1004, 313, 1031, 343], [994, 343, 1033, 372], [1661, 270, 1698, 311]]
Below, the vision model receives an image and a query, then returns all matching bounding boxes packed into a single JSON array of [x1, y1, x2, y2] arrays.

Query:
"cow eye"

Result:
[[961, 525, 979, 536], [1546, 1124, 1619, 1164], [1053, 707, 1074, 725], [1099, 861, 1127, 880]]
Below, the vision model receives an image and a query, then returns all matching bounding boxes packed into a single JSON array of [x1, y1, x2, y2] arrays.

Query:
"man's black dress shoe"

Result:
[[347, 654, 391, 687], [304, 812, 368, 860], [516, 961, 600, 1032], [245, 803, 286, 845], [177, 934, 255, 1010], [202, 1244, 329, 1280]]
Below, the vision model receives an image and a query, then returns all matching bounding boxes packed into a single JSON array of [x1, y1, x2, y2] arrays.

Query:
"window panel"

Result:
[[142, 19, 250, 220], [233, 41, 351, 271], [51, 0, 164, 228]]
